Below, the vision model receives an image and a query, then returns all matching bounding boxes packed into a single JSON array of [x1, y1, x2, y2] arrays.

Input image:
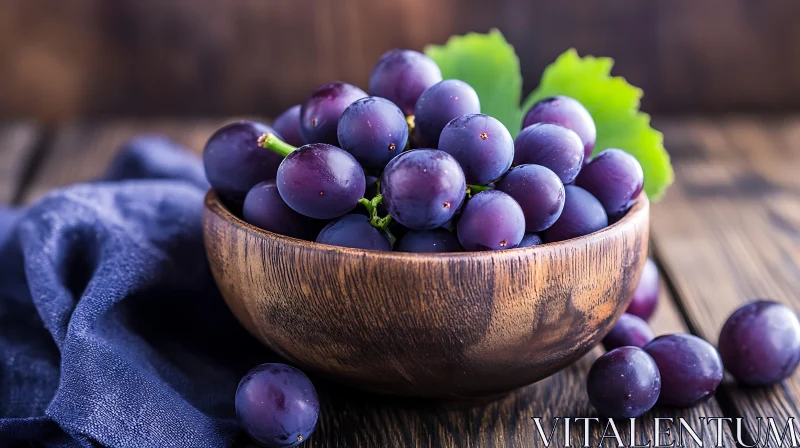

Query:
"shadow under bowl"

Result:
[[203, 191, 650, 398]]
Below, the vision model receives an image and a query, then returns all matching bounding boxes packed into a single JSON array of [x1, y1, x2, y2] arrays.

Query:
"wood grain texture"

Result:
[[204, 190, 650, 397], [652, 116, 800, 447], [0, 122, 40, 204], [3, 0, 800, 121], [299, 276, 736, 448], [13, 119, 746, 447]]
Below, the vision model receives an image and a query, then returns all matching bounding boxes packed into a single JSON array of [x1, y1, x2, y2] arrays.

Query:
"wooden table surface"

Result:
[[1, 117, 799, 447]]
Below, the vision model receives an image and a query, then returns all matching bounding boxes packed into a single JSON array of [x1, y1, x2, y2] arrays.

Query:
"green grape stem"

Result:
[[258, 133, 296, 157], [358, 197, 376, 215], [468, 184, 490, 193], [405, 115, 416, 150], [372, 214, 393, 229], [359, 194, 393, 231], [382, 227, 397, 246], [466, 184, 490, 199]]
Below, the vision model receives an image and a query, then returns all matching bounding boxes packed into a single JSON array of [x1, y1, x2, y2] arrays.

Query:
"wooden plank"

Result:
[[0, 122, 41, 204], [4, 1, 800, 121], [652, 116, 800, 447]]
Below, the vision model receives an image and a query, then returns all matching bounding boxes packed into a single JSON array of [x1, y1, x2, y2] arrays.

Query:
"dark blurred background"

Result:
[[2, 0, 800, 122]]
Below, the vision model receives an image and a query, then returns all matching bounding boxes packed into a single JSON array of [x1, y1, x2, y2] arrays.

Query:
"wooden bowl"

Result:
[[203, 191, 650, 398]]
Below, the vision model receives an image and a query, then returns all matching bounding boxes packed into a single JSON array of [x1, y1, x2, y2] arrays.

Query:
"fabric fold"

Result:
[[0, 138, 272, 447]]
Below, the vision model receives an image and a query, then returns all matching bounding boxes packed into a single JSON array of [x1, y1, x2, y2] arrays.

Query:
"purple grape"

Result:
[[517, 233, 543, 248], [438, 114, 514, 185], [338, 97, 408, 172], [235, 363, 319, 448], [273, 105, 304, 147], [395, 228, 462, 253], [457, 190, 525, 251], [522, 96, 596, 161], [645, 334, 723, 407], [369, 49, 442, 115], [575, 148, 644, 221], [276, 143, 366, 219], [380, 149, 466, 230], [495, 164, 565, 233], [242, 182, 323, 241], [603, 313, 655, 351], [414, 80, 480, 147], [586, 347, 661, 419], [542, 185, 608, 243], [316, 214, 391, 251], [718, 300, 800, 386], [203, 121, 284, 204], [627, 258, 659, 321], [513, 123, 584, 184], [300, 82, 367, 145]]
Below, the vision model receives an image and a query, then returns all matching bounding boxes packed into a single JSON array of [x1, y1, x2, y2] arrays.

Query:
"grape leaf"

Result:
[[426, 31, 672, 200], [425, 29, 523, 135], [522, 49, 673, 200]]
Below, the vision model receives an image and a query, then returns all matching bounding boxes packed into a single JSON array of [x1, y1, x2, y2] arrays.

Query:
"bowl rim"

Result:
[[204, 189, 649, 260]]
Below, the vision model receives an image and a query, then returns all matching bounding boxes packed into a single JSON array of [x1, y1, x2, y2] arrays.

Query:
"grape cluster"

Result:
[[590, 260, 800, 418], [202, 49, 645, 252]]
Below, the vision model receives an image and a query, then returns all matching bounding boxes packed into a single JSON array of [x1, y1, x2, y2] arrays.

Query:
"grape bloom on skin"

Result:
[[300, 82, 367, 145], [316, 214, 392, 251], [718, 301, 800, 386], [369, 49, 443, 116], [273, 105, 304, 147], [414, 79, 481, 148], [586, 347, 661, 419], [576, 148, 644, 221], [395, 229, 463, 253], [542, 185, 608, 243], [203, 121, 285, 205], [513, 123, 584, 184], [243, 181, 324, 241], [644, 334, 723, 407], [380, 149, 466, 231], [627, 258, 659, 320], [235, 363, 319, 448], [438, 114, 514, 185], [457, 190, 525, 251], [203, 49, 647, 257], [522, 95, 597, 162], [602, 313, 654, 351], [338, 97, 409, 172], [496, 164, 565, 233]]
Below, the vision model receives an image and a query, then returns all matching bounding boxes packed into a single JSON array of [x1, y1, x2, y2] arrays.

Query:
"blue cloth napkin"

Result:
[[0, 136, 274, 447]]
